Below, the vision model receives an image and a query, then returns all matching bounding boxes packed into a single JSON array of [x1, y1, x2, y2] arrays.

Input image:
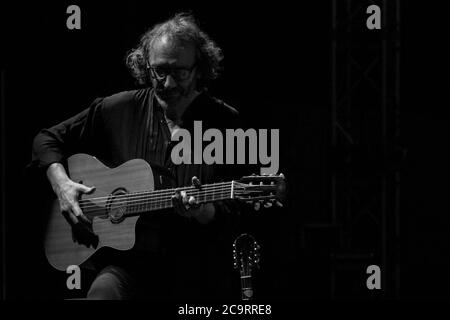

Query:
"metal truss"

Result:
[[330, 0, 401, 298]]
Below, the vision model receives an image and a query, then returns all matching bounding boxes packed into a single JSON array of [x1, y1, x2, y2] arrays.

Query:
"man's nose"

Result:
[[163, 74, 177, 89]]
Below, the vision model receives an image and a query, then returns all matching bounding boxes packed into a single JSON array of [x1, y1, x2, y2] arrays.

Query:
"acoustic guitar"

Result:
[[44, 153, 285, 271]]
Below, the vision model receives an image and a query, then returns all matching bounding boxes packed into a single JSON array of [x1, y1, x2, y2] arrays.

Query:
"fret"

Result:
[[230, 180, 234, 199], [199, 187, 204, 204]]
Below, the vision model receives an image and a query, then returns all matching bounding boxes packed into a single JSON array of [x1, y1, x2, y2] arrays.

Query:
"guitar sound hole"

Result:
[[107, 188, 128, 224]]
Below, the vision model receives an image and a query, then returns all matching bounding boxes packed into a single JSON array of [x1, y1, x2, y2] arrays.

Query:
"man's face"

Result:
[[149, 35, 199, 110]]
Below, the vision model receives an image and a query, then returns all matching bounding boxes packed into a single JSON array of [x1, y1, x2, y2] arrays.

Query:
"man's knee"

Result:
[[86, 266, 135, 300]]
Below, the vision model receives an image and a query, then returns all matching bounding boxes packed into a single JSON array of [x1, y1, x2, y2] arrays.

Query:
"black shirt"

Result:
[[32, 88, 242, 186]]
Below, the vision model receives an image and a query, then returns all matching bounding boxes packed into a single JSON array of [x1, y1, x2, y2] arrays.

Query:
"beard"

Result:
[[155, 81, 197, 109], [156, 87, 183, 104]]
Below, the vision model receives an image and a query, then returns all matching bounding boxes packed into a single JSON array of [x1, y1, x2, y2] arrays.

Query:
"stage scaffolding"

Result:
[[329, 0, 401, 298]]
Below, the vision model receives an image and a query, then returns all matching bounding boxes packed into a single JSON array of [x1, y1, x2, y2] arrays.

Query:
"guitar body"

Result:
[[44, 154, 154, 271]]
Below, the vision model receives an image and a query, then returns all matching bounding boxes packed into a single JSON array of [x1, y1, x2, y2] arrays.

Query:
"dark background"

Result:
[[0, 1, 449, 299]]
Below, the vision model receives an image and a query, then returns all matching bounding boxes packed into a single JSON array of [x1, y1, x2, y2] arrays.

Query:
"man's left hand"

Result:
[[171, 177, 215, 224]]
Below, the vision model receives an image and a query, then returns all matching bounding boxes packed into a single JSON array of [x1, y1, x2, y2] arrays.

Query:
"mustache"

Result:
[[156, 87, 184, 98]]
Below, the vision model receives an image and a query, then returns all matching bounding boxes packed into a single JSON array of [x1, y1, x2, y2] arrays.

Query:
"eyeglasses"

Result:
[[148, 64, 197, 82]]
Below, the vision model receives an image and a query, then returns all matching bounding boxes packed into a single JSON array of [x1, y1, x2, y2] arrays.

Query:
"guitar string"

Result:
[[83, 193, 275, 219], [77, 181, 235, 205], [79, 190, 272, 217], [66, 178, 275, 217], [240, 264, 252, 299], [245, 259, 255, 299], [76, 182, 263, 211], [77, 183, 241, 208], [76, 180, 274, 206], [79, 189, 241, 217], [79, 190, 274, 216], [79, 186, 236, 203], [82, 191, 237, 217], [81, 188, 235, 209], [79, 186, 243, 211]]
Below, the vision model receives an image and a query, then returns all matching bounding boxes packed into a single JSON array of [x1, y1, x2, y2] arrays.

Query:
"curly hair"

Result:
[[126, 13, 223, 89]]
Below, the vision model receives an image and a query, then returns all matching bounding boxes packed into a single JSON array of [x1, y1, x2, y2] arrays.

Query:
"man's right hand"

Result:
[[47, 163, 95, 227], [54, 179, 96, 226], [47, 163, 98, 246]]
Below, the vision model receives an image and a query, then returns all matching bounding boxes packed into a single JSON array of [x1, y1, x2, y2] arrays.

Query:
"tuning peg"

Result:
[[263, 201, 273, 209]]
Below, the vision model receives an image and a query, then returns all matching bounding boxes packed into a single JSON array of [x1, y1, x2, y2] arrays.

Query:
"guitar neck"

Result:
[[82, 181, 236, 217], [240, 271, 254, 301]]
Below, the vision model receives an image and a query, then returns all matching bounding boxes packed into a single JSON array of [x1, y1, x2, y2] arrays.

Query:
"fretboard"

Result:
[[81, 181, 235, 218], [127, 181, 234, 214]]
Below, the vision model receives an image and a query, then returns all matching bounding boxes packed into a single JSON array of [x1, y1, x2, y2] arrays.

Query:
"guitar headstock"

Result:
[[233, 173, 286, 207], [233, 233, 260, 274]]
